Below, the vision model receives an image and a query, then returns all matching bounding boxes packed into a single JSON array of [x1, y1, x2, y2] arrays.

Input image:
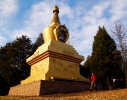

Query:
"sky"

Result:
[[0, 0, 127, 64]]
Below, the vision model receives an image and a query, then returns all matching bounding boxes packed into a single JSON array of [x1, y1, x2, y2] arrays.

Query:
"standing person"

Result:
[[90, 73, 97, 91]]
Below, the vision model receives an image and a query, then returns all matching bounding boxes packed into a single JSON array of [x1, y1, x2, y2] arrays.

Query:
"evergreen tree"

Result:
[[0, 35, 33, 86], [10, 35, 32, 85], [0, 75, 10, 95], [0, 43, 13, 84], [32, 33, 44, 53], [82, 56, 91, 78], [89, 26, 122, 89]]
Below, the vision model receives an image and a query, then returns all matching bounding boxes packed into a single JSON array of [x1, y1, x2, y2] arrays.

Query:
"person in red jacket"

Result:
[[90, 73, 97, 91]]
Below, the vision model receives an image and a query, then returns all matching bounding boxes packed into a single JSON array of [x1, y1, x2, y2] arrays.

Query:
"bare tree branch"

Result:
[[66, 35, 75, 46], [110, 21, 127, 87], [111, 21, 127, 61]]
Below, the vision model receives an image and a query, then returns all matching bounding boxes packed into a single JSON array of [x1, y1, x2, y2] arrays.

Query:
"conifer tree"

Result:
[[89, 26, 122, 89], [82, 56, 91, 78], [32, 33, 44, 53], [0, 35, 33, 86], [10, 35, 32, 84]]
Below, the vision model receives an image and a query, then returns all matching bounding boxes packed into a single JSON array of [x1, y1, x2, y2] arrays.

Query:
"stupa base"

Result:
[[9, 80, 90, 96]]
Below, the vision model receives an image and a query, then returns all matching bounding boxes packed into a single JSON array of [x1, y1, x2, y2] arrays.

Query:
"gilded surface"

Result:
[[31, 58, 49, 75], [43, 6, 69, 43], [32, 51, 39, 59], [50, 58, 79, 75], [62, 49, 74, 56], [50, 6, 61, 25]]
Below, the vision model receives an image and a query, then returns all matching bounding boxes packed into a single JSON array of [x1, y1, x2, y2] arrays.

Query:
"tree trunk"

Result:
[[107, 77, 112, 89]]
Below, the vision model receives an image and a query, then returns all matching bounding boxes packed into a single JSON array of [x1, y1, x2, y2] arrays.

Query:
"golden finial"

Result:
[[53, 6, 59, 13], [50, 6, 61, 26]]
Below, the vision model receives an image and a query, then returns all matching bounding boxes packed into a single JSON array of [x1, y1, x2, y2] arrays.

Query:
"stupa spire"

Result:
[[50, 6, 61, 26]]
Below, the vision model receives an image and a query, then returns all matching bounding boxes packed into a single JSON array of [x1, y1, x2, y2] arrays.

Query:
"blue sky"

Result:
[[0, 0, 127, 63]]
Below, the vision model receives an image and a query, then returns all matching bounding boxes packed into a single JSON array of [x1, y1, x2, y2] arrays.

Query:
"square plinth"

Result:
[[9, 80, 90, 96]]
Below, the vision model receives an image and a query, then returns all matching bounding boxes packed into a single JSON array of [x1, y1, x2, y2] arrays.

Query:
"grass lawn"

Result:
[[0, 88, 127, 100]]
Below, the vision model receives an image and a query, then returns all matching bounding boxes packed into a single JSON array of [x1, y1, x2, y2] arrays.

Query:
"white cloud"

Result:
[[26, 2, 52, 26], [69, 1, 110, 60], [89, 1, 109, 19], [0, 35, 7, 46], [109, 0, 127, 21], [58, 3, 73, 18], [11, 2, 53, 41], [0, 0, 127, 63], [0, 0, 18, 18], [11, 1, 74, 42], [9, 0, 127, 61], [83, 1, 110, 25], [0, 0, 18, 46], [73, 0, 127, 62]]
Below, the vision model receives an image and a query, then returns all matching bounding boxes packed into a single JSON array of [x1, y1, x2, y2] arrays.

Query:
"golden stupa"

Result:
[[21, 6, 89, 84]]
